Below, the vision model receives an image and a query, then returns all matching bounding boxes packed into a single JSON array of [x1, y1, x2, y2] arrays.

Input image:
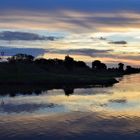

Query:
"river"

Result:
[[0, 74, 140, 140]]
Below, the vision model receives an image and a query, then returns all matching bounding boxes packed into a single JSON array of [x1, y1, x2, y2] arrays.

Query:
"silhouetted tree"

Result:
[[8, 53, 34, 63], [118, 63, 124, 72], [76, 61, 87, 68], [54, 59, 64, 65], [92, 60, 107, 70], [64, 55, 74, 70], [100, 63, 107, 70], [125, 65, 140, 74], [34, 58, 48, 64]]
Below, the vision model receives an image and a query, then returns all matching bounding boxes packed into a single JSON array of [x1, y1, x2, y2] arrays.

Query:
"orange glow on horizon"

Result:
[[42, 53, 140, 66]]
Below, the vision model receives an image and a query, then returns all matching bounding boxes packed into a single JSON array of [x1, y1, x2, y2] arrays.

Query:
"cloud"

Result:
[[64, 49, 112, 56], [0, 31, 59, 41], [49, 48, 113, 57], [47, 48, 140, 63], [0, 47, 113, 58], [108, 41, 127, 45], [0, 46, 47, 56], [0, 0, 140, 32]]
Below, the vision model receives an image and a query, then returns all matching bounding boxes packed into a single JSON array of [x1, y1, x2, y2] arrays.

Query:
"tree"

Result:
[[64, 55, 74, 70], [92, 60, 107, 70], [34, 58, 48, 64], [118, 63, 124, 72], [76, 61, 87, 68], [8, 53, 34, 63]]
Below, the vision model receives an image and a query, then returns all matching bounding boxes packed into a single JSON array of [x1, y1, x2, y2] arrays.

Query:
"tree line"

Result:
[[6, 53, 140, 74]]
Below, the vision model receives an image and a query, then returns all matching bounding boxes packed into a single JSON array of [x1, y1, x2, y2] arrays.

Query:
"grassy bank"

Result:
[[0, 63, 118, 86]]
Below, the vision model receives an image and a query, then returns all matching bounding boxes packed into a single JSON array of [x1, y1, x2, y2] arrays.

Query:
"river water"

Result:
[[0, 74, 140, 140]]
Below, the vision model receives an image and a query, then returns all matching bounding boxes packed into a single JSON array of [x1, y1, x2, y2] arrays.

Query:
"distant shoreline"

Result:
[[0, 53, 139, 88], [0, 73, 139, 96]]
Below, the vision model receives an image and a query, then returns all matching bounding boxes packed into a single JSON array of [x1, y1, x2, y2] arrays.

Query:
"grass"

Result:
[[0, 63, 118, 86]]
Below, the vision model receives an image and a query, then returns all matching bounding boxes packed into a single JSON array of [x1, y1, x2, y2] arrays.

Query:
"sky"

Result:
[[0, 0, 140, 67]]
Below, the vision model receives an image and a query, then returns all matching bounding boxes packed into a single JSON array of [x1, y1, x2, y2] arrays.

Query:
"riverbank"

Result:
[[0, 63, 119, 86]]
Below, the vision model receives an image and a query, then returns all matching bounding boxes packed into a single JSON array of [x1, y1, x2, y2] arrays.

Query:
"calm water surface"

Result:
[[0, 74, 140, 140]]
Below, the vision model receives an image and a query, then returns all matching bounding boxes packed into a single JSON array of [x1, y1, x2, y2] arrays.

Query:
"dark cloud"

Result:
[[0, 47, 139, 64], [49, 48, 140, 62], [0, 31, 59, 41], [0, 46, 47, 56], [50, 48, 113, 57], [108, 41, 127, 45], [0, 47, 112, 57]]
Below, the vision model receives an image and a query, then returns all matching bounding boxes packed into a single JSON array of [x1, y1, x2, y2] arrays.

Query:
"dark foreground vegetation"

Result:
[[0, 53, 139, 87]]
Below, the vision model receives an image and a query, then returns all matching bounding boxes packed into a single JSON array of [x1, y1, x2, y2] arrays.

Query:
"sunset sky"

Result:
[[0, 0, 140, 67]]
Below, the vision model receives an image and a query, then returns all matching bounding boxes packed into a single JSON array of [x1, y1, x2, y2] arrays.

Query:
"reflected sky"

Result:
[[0, 74, 140, 139], [0, 74, 140, 116]]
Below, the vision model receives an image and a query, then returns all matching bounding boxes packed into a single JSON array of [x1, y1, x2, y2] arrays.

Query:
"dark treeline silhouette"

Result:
[[0, 83, 114, 97], [8, 53, 34, 63], [125, 65, 140, 74], [0, 85, 74, 97], [92, 60, 107, 70], [7, 53, 140, 74], [0, 53, 138, 87], [34, 55, 89, 70]]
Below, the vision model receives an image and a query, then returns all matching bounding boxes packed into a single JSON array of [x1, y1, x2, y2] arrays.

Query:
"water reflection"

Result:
[[0, 74, 140, 140], [0, 112, 140, 140], [0, 103, 57, 114], [109, 98, 127, 104], [0, 84, 113, 97]]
